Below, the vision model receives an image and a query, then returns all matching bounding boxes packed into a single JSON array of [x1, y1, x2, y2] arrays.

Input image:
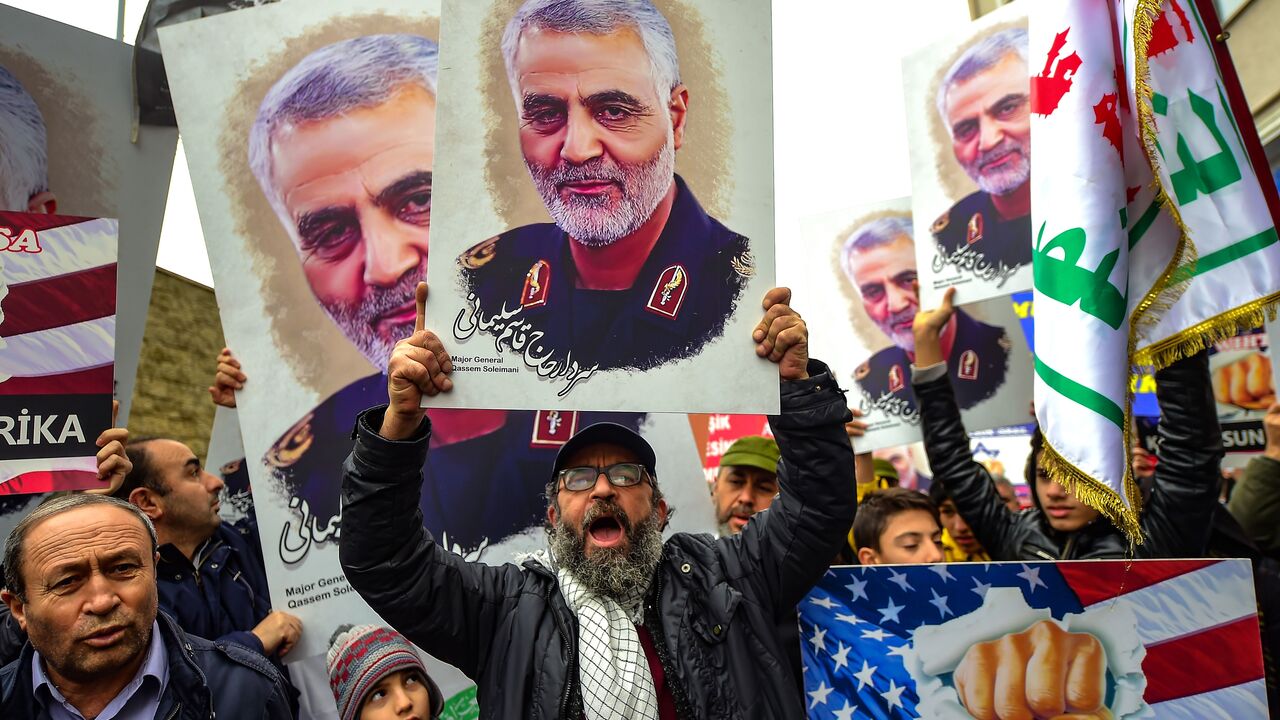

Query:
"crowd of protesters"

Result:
[[1, 274, 1276, 719]]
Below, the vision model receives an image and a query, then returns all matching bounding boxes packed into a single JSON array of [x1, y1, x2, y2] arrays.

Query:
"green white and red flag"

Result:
[[1029, 0, 1280, 541]]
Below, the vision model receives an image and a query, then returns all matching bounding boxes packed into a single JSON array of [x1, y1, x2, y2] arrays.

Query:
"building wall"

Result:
[[128, 270, 224, 461]]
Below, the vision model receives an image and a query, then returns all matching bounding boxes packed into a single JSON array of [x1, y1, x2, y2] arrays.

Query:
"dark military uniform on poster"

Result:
[[254, 374, 645, 553], [856, 309, 1011, 414], [932, 189, 1032, 270], [459, 174, 753, 372]]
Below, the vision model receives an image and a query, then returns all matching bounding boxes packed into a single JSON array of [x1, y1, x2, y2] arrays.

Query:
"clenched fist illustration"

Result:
[[1212, 352, 1274, 410], [954, 619, 1111, 720]]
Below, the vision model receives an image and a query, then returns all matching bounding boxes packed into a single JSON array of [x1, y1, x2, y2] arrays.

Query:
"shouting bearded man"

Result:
[[339, 284, 855, 718]]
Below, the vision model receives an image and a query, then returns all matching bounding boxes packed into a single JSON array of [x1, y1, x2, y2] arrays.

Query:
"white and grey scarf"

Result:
[[527, 551, 660, 720]]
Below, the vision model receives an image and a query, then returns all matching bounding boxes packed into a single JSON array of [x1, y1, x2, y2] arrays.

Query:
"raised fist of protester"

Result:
[[251, 610, 303, 658], [753, 287, 809, 381], [209, 347, 247, 408], [382, 282, 453, 440], [954, 619, 1109, 720], [86, 400, 132, 496], [1211, 351, 1274, 410], [911, 284, 956, 368]]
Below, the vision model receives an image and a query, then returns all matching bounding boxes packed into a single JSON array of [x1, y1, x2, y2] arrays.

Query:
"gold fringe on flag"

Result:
[[1129, 0, 1197, 362], [1037, 436, 1142, 548], [1130, 0, 1276, 369]]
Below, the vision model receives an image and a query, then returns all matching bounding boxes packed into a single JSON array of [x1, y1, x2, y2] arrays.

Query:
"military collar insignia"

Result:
[[266, 413, 314, 468], [888, 364, 905, 392], [531, 410, 579, 448], [521, 259, 551, 309], [958, 349, 980, 380], [966, 212, 984, 245], [646, 264, 688, 319]]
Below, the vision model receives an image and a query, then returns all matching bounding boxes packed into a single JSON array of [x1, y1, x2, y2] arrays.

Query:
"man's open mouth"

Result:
[[81, 625, 127, 648], [587, 515, 625, 547]]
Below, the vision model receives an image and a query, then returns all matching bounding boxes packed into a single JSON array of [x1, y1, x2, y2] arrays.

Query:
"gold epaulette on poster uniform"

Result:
[[459, 235, 499, 269], [931, 209, 950, 234], [854, 361, 871, 380], [266, 413, 314, 469], [730, 249, 755, 278]]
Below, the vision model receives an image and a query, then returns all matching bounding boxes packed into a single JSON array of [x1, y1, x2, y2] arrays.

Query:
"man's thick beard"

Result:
[[320, 263, 425, 374], [527, 132, 676, 247], [964, 139, 1030, 198], [548, 499, 665, 605]]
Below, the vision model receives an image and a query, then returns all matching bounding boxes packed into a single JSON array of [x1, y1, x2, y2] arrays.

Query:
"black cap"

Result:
[[552, 422, 657, 481]]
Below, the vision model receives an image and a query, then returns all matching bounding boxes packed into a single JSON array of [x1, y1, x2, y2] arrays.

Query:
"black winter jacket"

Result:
[[916, 350, 1222, 560], [339, 361, 855, 720], [0, 610, 293, 720]]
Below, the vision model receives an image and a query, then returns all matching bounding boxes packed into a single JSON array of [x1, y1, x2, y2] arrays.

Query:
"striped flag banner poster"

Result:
[[0, 212, 118, 495], [800, 560, 1266, 719]]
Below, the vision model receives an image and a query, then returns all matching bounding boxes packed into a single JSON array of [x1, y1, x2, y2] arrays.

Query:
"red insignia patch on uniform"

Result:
[[888, 365, 905, 392], [521, 260, 551, 309], [645, 264, 688, 319], [959, 349, 980, 380], [966, 213, 984, 245], [531, 410, 579, 448]]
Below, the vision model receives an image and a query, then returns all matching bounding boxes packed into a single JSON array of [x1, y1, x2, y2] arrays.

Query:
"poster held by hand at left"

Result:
[[0, 213, 118, 496]]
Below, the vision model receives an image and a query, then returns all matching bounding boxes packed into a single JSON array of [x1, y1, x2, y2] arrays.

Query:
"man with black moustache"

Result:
[[339, 282, 855, 719]]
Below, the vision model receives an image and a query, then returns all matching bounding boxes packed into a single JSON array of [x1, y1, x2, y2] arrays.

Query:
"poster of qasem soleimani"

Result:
[[1, 213, 117, 495], [425, 0, 777, 413], [796, 198, 1033, 453], [903, 1, 1033, 308], [160, 0, 716, 694]]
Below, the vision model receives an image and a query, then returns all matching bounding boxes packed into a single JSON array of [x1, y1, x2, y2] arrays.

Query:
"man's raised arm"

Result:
[[729, 288, 858, 613], [338, 283, 521, 678]]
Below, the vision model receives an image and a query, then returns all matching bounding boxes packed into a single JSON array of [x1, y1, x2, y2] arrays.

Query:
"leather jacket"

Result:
[[916, 351, 1222, 560]]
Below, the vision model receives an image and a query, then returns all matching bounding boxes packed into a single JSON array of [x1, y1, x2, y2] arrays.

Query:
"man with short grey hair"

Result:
[[0, 63, 56, 215], [929, 26, 1031, 279], [457, 0, 754, 374], [840, 216, 1011, 415], [0, 493, 293, 719]]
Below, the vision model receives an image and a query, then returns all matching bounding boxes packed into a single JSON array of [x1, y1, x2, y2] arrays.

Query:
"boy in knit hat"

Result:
[[327, 624, 444, 720]]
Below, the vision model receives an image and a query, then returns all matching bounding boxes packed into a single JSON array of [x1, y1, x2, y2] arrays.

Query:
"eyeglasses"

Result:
[[556, 463, 650, 492]]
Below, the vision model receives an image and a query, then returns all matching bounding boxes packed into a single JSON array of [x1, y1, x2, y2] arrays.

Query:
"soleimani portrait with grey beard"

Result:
[[458, 0, 754, 373], [240, 32, 646, 555], [928, 26, 1032, 275], [842, 216, 1012, 416]]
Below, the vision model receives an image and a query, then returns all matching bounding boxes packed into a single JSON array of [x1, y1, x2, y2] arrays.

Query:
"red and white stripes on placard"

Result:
[[1059, 559, 1266, 715]]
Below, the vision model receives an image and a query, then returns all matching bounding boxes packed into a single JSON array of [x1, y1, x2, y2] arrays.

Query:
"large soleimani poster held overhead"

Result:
[[903, 1, 1033, 308], [794, 198, 1034, 452], [161, 1, 717, 715], [424, 0, 777, 414]]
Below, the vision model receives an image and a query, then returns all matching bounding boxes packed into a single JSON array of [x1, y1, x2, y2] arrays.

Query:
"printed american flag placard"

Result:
[[800, 559, 1265, 719], [0, 212, 117, 494]]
